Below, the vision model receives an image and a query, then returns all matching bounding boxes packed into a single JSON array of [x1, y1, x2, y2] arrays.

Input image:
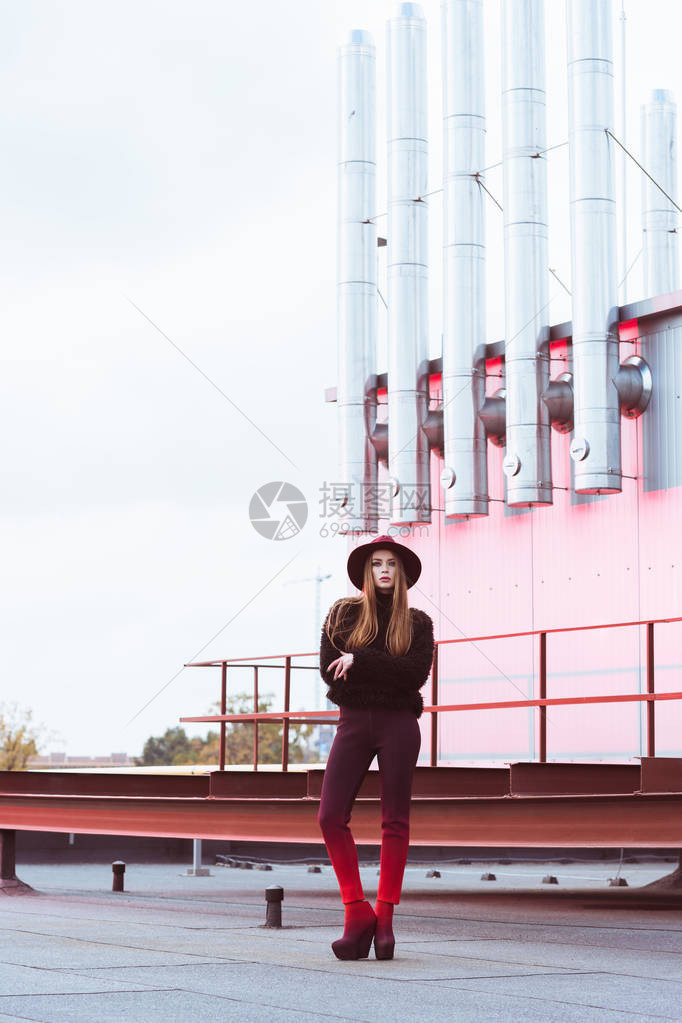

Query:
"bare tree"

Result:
[[0, 702, 44, 770]]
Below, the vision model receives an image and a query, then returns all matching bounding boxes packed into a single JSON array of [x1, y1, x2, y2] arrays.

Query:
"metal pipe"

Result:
[[618, 1, 627, 303], [479, 390, 506, 447], [441, 0, 488, 517], [543, 373, 574, 433], [642, 89, 679, 297], [566, 0, 621, 494], [386, 2, 431, 525], [337, 30, 378, 532], [501, 0, 552, 506]]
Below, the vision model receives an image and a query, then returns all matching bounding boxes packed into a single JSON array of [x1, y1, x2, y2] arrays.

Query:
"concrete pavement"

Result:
[[0, 859, 680, 1022]]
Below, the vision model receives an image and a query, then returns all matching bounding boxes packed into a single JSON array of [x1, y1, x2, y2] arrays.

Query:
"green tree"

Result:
[[136, 692, 317, 766], [136, 726, 196, 766], [0, 702, 43, 770], [208, 691, 316, 765]]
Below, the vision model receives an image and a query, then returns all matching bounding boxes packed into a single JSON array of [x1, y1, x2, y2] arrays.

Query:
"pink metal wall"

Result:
[[362, 314, 682, 764]]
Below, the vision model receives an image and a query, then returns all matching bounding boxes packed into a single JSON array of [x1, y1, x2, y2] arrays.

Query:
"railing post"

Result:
[[253, 665, 259, 772], [539, 631, 547, 763], [282, 656, 291, 772], [219, 662, 227, 772], [430, 643, 439, 767], [647, 621, 655, 757]]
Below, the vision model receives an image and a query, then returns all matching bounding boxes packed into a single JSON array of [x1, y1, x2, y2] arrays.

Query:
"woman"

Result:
[[317, 534, 435, 961]]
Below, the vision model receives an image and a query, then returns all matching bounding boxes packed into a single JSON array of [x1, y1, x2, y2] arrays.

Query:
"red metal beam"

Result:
[[184, 614, 682, 667], [0, 772, 210, 798], [434, 615, 682, 648], [1, 792, 681, 847], [182, 711, 339, 723], [510, 762, 641, 796], [427, 692, 682, 713], [640, 757, 682, 794], [181, 690, 682, 726], [209, 771, 307, 799]]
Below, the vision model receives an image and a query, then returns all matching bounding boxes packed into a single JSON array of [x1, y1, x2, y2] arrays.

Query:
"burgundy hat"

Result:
[[346, 534, 422, 591]]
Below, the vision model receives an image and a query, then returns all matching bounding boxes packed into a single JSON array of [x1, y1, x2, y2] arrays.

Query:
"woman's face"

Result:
[[370, 548, 397, 593]]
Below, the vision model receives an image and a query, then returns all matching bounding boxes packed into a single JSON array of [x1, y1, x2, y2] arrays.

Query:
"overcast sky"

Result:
[[1, 0, 679, 757]]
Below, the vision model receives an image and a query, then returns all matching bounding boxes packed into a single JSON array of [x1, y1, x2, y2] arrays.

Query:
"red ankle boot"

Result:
[[331, 899, 377, 960], [373, 899, 395, 959]]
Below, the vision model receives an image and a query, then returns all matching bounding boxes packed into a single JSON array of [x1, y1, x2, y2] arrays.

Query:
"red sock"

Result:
[[374, 898, 394, 925], [345, 898, 375, 926]]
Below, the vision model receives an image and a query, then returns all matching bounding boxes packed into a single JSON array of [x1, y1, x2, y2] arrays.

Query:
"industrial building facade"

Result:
[[334, 1, 682, 765]]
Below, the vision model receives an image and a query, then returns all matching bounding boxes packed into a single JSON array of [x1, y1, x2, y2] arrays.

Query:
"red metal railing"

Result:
[[181, 615, 682, 771]]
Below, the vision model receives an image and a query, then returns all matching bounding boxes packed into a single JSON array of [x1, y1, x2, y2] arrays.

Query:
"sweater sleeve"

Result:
[[345, 610, 435, 692], [318, 602, 344, 681]]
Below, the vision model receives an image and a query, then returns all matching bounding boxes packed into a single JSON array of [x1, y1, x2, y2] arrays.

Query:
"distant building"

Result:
[[27, 752, 135, 769]]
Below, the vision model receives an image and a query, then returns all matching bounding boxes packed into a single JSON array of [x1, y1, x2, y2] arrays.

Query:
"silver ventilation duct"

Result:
[[642, 89, 679, 297], [441, 0, 488, 517], [566, 0, 621, 494], [386, 3, 431, 525], [501, 0, 552, 506], [337, 30, 378, 532]]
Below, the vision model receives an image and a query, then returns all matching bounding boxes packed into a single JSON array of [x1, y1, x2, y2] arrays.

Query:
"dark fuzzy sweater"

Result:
[[319, 590, 435, 718]]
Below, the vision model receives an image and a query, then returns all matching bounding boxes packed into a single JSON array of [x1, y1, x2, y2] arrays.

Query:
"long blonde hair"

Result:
[[325, 549, 413, 656]]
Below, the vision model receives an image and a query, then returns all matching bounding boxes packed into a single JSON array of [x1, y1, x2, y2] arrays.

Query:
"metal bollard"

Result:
[[265, 884, 283, 928], [112, 860, 126, 892], [185, 839, 211, 876]]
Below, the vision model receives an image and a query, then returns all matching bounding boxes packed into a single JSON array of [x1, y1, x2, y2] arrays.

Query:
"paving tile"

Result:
[[398, 937, 682, 981], [0, 962, 152, 997], [70, 952, 576, 986], [438, 972, 682, 1020], [0, 929, 228, 971], [0, 974, 670, 1023], [0, 989, 342, 1023]]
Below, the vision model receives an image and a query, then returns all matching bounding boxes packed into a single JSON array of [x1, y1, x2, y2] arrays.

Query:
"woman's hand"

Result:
[[327, 651, 354, 680]]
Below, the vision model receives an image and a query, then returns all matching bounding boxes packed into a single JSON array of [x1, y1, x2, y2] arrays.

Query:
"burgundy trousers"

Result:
[[317, 705, 421, 905]]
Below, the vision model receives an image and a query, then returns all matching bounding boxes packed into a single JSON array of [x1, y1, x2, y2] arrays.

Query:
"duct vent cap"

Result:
[[570, 437, 590, 462]]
